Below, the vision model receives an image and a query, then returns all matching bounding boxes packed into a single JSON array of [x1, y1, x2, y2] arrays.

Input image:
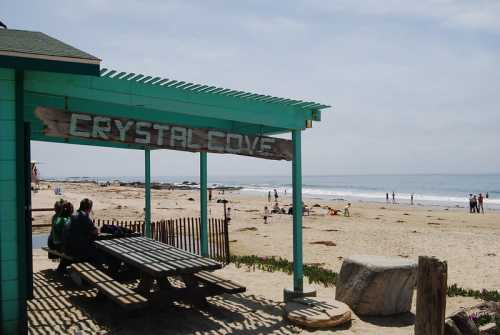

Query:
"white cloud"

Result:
[[307, 0, 500, 33]]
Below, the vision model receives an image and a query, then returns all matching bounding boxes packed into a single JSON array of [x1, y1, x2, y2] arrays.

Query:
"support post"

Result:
[[284, 130, 316, 302], [200, 152, 208, 256], [144, 148, 151, 238], [415, 256, 447, 335], [292, 130, 303, 293]]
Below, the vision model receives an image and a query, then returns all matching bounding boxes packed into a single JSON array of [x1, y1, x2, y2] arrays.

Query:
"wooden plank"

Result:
[[209, 219, 215, 258], [182, 217, 187, 251], [215, 219, 221, 260], [223, 217, 230, 263], [194, 271, 246, 294], [95, 236, 221, 276], [34, 107, 293, 160], [175, 219, 180, 248], [70, 262, 148, 310], [41, 247, 76, 261]]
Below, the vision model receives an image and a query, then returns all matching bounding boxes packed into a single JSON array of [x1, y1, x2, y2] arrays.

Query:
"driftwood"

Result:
[[35, 107, 293, 160]]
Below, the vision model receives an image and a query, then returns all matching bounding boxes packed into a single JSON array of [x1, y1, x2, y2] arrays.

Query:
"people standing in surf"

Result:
[[386, 192, 389, 203], [410, 193, 414, 205], [268, 191, 271, 203], [274, 189, 279, 202], [392, 191, 396, 204], [469, 194, 476, 213], [478, 193, 484, 213]]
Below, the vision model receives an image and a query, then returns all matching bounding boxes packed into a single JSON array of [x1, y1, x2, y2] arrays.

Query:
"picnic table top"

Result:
[[94, 236, 222, 277]]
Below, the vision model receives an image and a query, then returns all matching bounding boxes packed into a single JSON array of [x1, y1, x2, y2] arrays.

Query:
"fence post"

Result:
[[223, 217, 230, 263], [415, 256, 447, 335]]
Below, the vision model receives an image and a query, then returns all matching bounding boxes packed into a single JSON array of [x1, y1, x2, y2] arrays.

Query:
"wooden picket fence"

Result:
[[93, 217, 230, 264]]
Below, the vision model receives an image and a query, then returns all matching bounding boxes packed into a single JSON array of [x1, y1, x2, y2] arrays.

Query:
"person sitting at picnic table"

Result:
[[47, 199, 65, 254], [64, 198, 100, 264], [52, 201, 74, 250]]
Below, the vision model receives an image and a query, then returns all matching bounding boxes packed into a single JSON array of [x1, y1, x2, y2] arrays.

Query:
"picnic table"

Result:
[[69, 236, 245, 309]]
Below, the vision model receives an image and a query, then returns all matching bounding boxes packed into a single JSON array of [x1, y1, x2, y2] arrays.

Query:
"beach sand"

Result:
[[29, 181, 500, 334], [32, 249, 480, 335]]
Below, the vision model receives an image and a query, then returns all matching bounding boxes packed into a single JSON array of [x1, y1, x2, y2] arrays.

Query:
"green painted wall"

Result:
[[0, 68, 21, 334]]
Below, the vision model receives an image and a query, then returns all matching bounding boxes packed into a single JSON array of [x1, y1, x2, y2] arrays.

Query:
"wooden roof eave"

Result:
[[24, 69, 330, 132]]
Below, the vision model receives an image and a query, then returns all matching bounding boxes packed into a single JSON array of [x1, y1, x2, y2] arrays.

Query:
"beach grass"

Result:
[[230, 255, 500, 302]]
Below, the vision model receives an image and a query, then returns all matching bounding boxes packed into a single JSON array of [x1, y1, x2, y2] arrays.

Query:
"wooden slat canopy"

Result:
[[24, 68, 330, 151]]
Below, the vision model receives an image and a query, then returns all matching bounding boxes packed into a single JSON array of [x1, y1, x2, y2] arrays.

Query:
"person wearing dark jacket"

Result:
[[65, 198, 99, 262]]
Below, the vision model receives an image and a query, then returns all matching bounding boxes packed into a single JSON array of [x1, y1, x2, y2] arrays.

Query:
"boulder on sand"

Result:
[[448, 309, 479, 335], [335, 255, 417, 316]]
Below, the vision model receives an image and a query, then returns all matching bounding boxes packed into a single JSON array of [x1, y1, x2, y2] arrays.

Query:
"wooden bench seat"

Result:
[[41, 247, 77, 262], [70, 262, 148, 311], [193, 271, 246, 294]]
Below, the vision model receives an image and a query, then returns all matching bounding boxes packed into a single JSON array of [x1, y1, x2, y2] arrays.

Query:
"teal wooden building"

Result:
[[0, 28, 329, 334]]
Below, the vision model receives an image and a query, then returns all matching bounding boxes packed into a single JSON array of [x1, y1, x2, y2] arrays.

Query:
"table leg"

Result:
[[137, 273, 154, 296], [180, 274, 208, 307], [158, 277, 172, 291]]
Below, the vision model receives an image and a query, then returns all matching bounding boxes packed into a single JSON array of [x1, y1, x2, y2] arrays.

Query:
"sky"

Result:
[[3, 0, 500, 178]]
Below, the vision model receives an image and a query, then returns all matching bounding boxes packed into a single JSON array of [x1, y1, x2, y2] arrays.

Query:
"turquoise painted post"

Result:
[[144, 148, 151, 238], [292, 130, 303, 292], [200, 152, 208, 256], [0, 68, 22, 334]]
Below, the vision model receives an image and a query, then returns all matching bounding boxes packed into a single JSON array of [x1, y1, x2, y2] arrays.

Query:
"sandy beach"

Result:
[[27, 180, 500, 334], [32, 181, 500, 291]]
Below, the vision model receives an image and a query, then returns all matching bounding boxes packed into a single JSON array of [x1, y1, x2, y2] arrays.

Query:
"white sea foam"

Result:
[[241, 186, 500, 208]]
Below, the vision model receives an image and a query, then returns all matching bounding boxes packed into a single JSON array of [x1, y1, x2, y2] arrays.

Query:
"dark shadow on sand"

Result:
[[29, 269, 314, 334], [358, 312, 415, 327]]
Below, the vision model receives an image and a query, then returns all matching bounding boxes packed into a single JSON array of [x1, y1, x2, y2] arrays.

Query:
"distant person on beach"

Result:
[[392, 192, 396, 204], [272, 202, 281, 214], [478, 193, 484, 213], [65, 199, 99, 264], [474, 195, 479, 214], [469, 194, 475, 213], [303, 202, 310, 216], [410, 194, 414, 205], [486, 192, 489, 199], [274, 189, 279, 202], [263, 206, 270, 224], [268, 191, 271, 203], [344, 203, 351, 217], [386, 192, 389, 203], [327, 207, 341, 216]]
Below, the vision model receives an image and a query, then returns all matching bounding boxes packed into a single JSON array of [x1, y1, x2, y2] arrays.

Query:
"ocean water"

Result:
[[48, 174, 500, 209]]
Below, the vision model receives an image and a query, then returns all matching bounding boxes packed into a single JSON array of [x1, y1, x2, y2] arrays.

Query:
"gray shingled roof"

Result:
[[0, 29, 100, 61]]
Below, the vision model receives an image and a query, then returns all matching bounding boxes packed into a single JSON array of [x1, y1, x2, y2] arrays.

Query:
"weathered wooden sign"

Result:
[[34, 107, 293, 160]]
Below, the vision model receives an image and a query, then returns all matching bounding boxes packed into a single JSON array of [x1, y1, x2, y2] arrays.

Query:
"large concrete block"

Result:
[[335, 255, 417, 316]]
